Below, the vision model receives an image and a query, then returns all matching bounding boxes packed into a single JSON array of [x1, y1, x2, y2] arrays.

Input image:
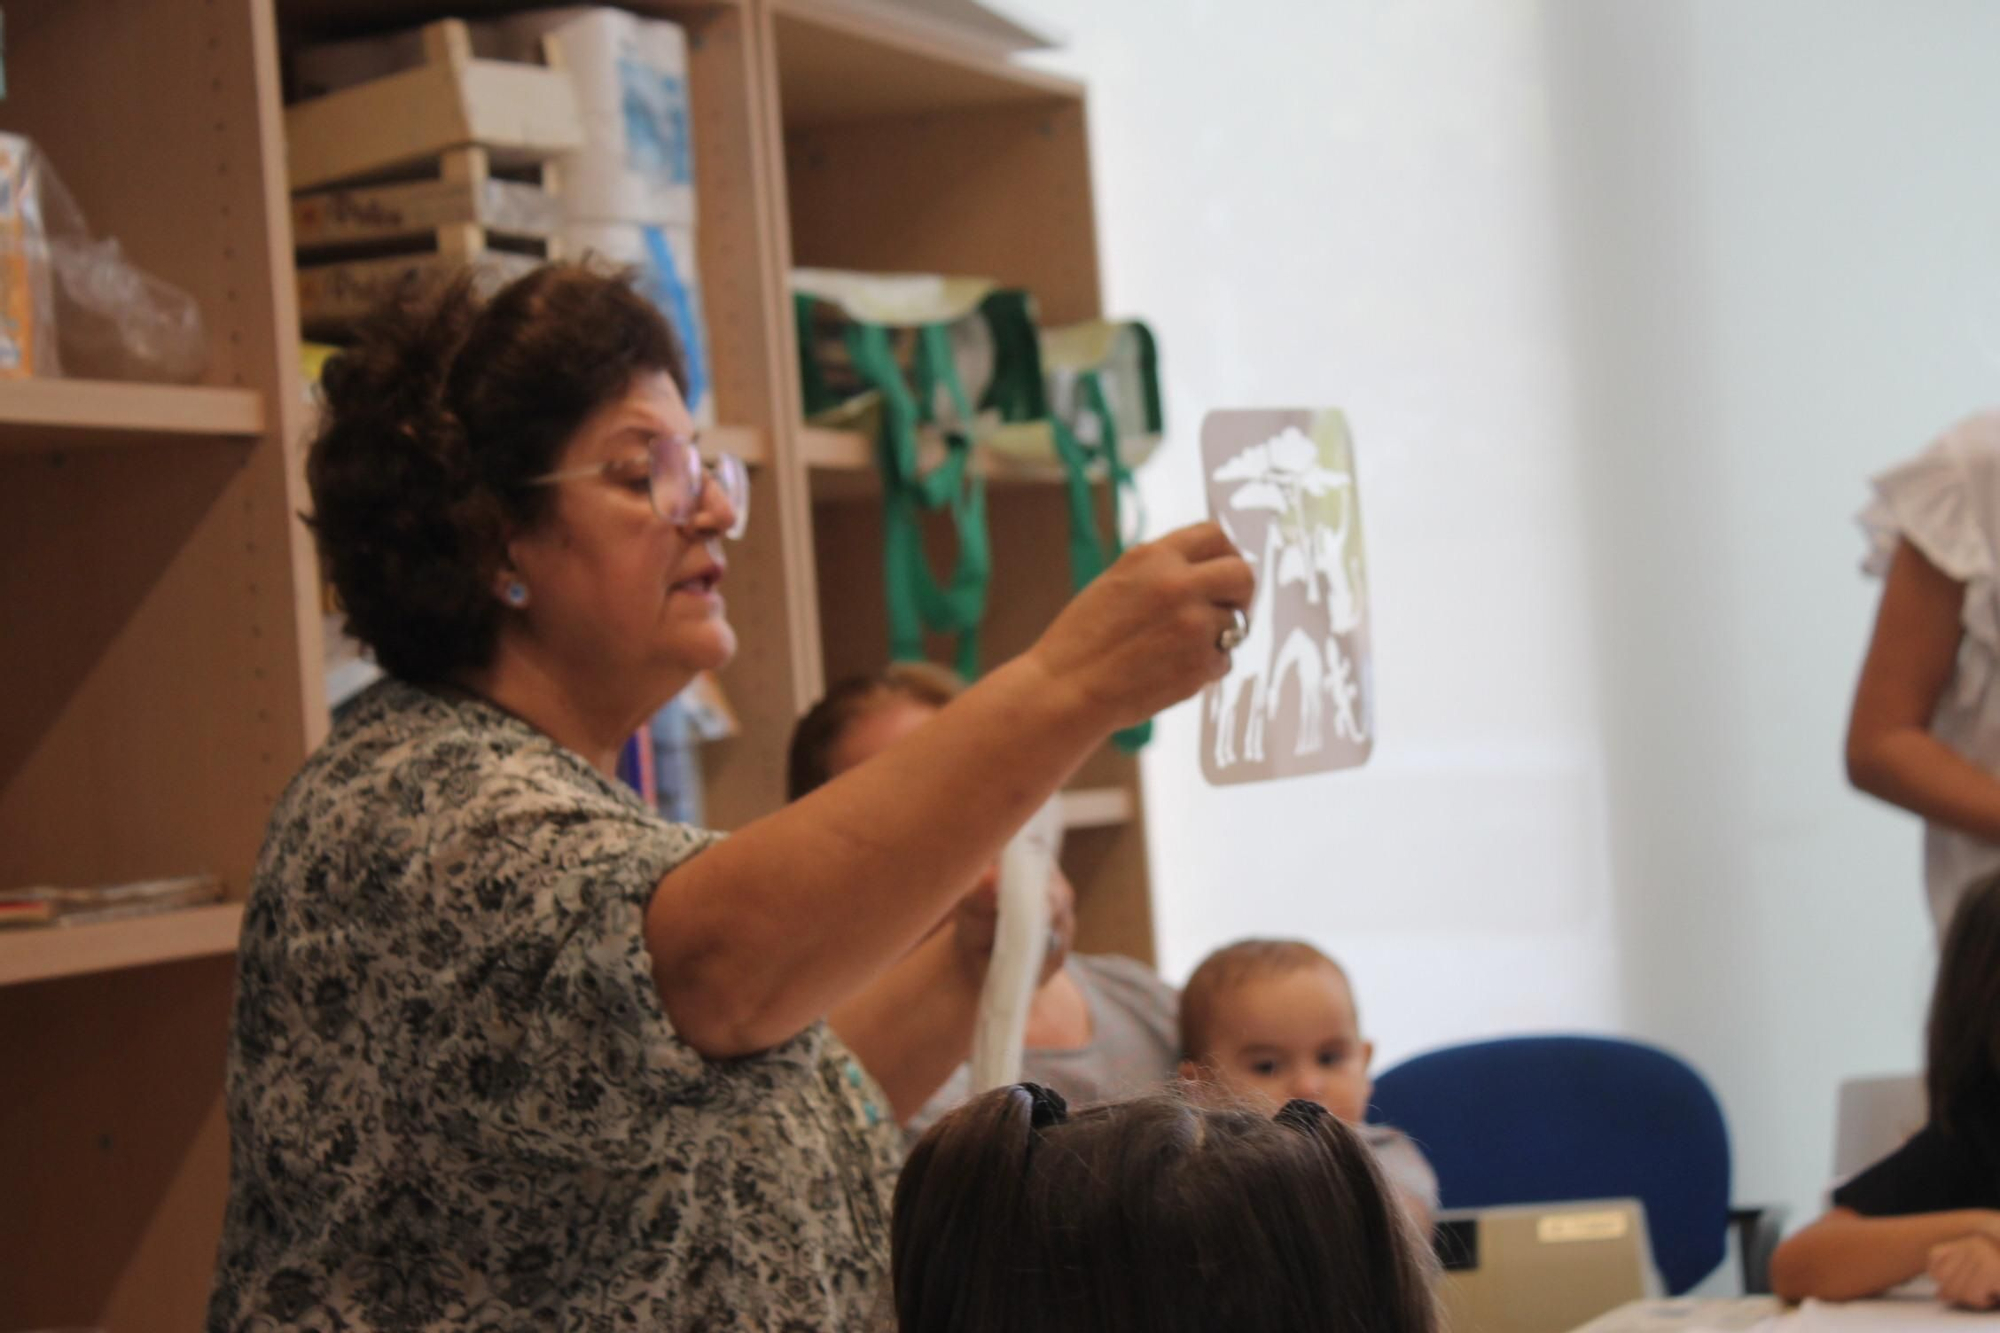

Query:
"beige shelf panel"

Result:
[[772, 0, 1080, 126], [0, 380, 265, 453], [277, 0, 740, 38], [801, 424, 1070, 497], [0, 903, 245, 989], [1059, 786, 1134, 831], [709, 422, 769, 467]]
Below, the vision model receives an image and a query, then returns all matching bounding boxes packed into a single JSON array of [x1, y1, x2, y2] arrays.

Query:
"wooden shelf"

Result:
[[801, 423, 1070, 497], [0, 379, 265, 453], [709, 423, 770, 468], [277, 0, 741, 40], [1059, 786, 1135, 831], [773, 0, 1082, 126], [0, 903, 245, 988]]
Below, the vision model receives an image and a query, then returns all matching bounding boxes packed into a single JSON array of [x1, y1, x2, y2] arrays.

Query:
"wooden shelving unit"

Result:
[[1, 1, 1155, 1327], [2, 1, 314, 1327]]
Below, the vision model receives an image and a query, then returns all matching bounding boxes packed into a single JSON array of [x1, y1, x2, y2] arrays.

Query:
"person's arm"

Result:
[[831, 869, 1074, 1123], [647, 524, 1252, 1059], [1770, 1208, 2000, 1301], [828, 930, 983, 1123], [1846, 537, 2000, 841]]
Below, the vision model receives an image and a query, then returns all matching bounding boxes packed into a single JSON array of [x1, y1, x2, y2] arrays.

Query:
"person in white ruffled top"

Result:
[[1849, 412, 2000, 936]]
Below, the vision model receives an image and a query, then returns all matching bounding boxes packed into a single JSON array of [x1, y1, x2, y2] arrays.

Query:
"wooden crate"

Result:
[[292, 146, 559, 254], [297, 242, 544, 339], [284, 19, 583, 191]]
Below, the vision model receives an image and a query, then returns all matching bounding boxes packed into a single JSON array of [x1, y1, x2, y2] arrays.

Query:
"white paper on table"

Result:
[[968, 796, 1064, 1093], [1572, 1294, 1987, 1333], [1793, 1297, 1990, 1332], [1571, 1297, 1783, 1333]]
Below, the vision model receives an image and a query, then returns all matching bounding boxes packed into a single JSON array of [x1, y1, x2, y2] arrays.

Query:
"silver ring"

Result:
[[1216, 608, 1249, 654], [1044, 927, 1063, 961]]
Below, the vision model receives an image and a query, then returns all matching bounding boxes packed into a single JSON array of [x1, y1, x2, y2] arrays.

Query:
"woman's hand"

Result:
[[1028, 523, 1255, 732], [950, 867, 1076, 989], [1931, 1234, 2000, 1308]]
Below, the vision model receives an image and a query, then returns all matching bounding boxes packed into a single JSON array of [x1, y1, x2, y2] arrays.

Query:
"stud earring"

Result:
[[503, 580, 530, 608]]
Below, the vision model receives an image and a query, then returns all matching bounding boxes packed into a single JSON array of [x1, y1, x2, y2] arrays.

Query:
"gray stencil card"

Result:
[[1200, 409, 1374, 785]]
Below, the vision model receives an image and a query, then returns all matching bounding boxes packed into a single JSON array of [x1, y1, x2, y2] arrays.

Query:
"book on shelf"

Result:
[[0, 874, 224, 928]]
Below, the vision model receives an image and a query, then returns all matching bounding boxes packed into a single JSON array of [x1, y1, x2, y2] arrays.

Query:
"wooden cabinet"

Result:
[[0, 1, 1153, 1326]]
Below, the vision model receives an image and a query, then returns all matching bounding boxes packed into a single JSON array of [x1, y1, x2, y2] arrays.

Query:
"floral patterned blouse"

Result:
[[207, 680, 904, 1332]]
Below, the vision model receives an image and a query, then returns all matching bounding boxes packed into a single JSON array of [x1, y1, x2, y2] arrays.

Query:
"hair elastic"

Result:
[[1021, 1082, 1069, 1130], [1274, 1099, 1331, 1133]]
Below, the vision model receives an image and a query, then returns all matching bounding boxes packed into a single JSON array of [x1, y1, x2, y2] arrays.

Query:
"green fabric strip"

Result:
[[843, 320, 989, 679]]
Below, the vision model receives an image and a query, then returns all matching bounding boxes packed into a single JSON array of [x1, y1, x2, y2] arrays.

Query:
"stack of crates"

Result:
[[291, 8, 713, 426], [286, 19, 580, 338]]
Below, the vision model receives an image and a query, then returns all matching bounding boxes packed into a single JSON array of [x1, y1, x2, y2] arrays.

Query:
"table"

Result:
[[1574, 1297, 2000, 1333]]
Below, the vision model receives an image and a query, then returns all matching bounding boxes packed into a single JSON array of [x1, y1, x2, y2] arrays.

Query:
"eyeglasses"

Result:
[[528, 435, 749, 540]]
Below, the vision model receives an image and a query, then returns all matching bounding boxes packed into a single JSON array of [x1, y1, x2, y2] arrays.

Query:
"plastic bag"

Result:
[[0, 133, 207, 383]]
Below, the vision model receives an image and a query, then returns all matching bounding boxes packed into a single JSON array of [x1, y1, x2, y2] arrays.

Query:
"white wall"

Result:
[[1542, 0, 2000, 1224], [1029, 0, 2000, 1232], [1028, 0, 1623, 1069]]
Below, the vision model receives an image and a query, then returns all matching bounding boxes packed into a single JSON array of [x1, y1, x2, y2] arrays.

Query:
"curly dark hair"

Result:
[[308, 262, 686, 683]]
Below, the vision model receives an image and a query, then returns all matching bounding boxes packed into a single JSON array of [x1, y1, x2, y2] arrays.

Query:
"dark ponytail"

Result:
[[893, 1083, 1061, 1331], [308, 262, 685, 684], [892, 1086, 1438, 1333]]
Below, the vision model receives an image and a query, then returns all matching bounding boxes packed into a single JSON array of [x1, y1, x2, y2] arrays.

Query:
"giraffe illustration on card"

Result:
[[1200, 410, 1373, 785]]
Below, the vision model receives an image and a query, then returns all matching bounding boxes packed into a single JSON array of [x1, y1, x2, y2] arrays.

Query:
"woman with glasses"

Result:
[[207, 264, 1253, 1333]]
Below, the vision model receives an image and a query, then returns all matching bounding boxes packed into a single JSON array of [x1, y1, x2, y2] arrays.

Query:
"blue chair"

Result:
[[1368, 1035, 1781, 1294]]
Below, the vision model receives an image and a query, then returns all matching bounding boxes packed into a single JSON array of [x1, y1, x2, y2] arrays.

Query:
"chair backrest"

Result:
[[1369, 1035, 1730, 1295], [1832, 1074, 1924, 1182]]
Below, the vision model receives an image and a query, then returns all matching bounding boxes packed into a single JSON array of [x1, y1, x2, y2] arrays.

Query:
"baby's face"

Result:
[[1198, 965, 1374, 1124]]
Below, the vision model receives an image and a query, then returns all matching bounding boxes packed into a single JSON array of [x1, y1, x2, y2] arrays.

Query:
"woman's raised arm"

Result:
[[647, 523, 1252, 1058]]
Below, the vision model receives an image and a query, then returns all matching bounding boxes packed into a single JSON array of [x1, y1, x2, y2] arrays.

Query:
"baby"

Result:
[[1180, 939, 1437, 1232]]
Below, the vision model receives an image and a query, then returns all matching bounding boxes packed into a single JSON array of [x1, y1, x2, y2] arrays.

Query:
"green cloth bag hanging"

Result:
[[979, 291, 1162, 752], [794, 273, 998, 679]]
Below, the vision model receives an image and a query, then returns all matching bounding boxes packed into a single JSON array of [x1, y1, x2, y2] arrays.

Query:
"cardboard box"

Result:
[[560, 222, 713, 424], [295, 8, 696, 226]]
